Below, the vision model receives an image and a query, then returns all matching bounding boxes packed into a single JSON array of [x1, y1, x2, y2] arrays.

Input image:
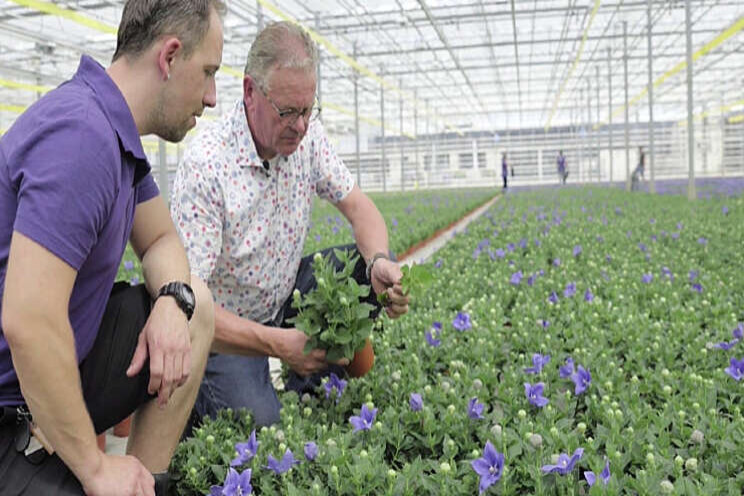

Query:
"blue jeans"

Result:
[[190, 244, 381, 429]]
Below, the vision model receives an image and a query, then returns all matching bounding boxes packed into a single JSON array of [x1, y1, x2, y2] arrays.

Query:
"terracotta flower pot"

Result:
[[346, 338, 375, 378], [96, 433, 106, 452], [113, 415, 132, 438]]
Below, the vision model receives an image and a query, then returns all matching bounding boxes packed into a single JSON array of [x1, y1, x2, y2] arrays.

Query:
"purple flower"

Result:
[[471, 441, 504, 494], [722, 205, 729, 215], [452, 312, 472, 332], [713, 340, 739, 351], [265, 449, 300, 475], [510, 271, 523, 286], [563, 282, 576, 298], [349, 404, 377, 432], [691, 283, 703, 293], [734, 323, 743, 340], [495, 248, 506, 259], [671, 232, 680, 239], [571, 366, 591, 395], [324, 373, 347, 403], [123, 260, 134, 271], [524, 353, 551, 374], [507, 243, 515, 252], [559, 357, 575, 378], [211, 467, 252, 496], [527, 274, 536, 287], [605, 254, 612, 262], [542, 448, 584, 475], [435, 259, 443, 268], [698, 237, 707, 245], [553, 258, 561, 267], [641, 273, 653, 284], [314, 234, 322, 242], [391, 217, 398, 227], [519, 238, 528, 249], [524, 382, 549, 408], [467, 397, 484, 419], [541, 320, 550, 329], [130, 276, 140, 285], [585, 460, 611, 487], [724, 357, 744, 381], [304, 442, 318, 461], [573, 245, 582, 257], [638, 242, 647, 253], [677, 222, 684, 230], [425, 329, 441, 347], [409, 393, 423, 412], [584, 289, 594, 302], [231, 430, 259, 467], [548, 292, 559, 304]]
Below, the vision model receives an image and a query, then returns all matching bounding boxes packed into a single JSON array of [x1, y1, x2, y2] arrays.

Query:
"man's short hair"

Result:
[[113, 0, 226, 62], [244, 21, 319, 92]]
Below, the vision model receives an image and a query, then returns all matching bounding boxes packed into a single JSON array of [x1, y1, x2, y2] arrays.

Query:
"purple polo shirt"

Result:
[[0, 56, 159, 406]]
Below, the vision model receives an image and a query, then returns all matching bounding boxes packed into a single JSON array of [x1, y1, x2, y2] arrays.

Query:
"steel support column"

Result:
[[685, 0, 696, 200], [623, 21, 630, 191], [646, 0, 656, 193]]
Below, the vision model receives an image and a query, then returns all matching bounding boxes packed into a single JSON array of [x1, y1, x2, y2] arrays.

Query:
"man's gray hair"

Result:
[[244, 21, 319, 91], [113, 0, 226, 62]]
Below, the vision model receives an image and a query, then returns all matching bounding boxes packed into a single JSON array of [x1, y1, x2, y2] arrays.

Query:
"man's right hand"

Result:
[[81, 453, 155, 496], [278, 328, 349, 377]]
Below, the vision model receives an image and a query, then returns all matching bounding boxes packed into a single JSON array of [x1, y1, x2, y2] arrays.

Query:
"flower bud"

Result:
[[424, 385, 432, 394], [529, 433, 543, 448], [360, 449, 368, 458], [490, 424, 502, 437], [684, 458, 697, 471], [440, 462, 451, 473], [313, 252, 322, 263], [646, 453, 655, 464], [279, 442, 286, 452], [518, 409, 527, 419], [387, 469, 396, 478], [660, 480, 674, 494], [577, 422, 587, 434], [391, 371, 401, 382], [473, 379, 483, 390], [690, 429, 704, 444], [674, 455, 684, 466], [206, 435, 215, 444]]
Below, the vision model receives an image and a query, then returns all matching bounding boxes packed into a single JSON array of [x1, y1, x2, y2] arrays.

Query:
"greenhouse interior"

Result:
[[0, 0, 743, 495]]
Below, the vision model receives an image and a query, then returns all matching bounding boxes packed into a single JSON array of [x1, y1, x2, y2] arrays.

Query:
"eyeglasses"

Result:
[[259, 86, 321, 126]]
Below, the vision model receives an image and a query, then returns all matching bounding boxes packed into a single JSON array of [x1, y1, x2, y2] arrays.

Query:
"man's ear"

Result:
[[157, 37, 183, 81], [243, 75, 257, 107]]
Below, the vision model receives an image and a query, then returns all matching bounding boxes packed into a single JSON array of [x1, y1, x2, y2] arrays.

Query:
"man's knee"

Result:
[[189, 276, 214, 352]]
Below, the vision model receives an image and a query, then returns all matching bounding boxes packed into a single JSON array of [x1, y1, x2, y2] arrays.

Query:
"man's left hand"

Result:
[[126, 298, 192, 408], [371, 258, 410, 319]]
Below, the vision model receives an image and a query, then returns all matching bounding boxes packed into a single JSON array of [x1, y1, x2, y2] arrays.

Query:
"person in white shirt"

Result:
[[171, 21, 409, 427]]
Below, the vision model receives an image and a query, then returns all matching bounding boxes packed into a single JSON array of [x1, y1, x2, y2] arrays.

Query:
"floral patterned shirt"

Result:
[[171, 99, 354, 323]]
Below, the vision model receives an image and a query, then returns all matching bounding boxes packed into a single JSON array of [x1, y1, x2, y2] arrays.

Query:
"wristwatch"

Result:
[[157, 281, 196, 321], [365, 252, 389, 280]]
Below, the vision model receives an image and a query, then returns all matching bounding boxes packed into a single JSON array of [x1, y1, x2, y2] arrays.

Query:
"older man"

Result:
[[0, 1, 223, 494], [171, 21, 409, 427]]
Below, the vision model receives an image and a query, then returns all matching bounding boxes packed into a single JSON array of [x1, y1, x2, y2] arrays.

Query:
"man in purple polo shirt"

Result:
[[0, 1, 224, 495]]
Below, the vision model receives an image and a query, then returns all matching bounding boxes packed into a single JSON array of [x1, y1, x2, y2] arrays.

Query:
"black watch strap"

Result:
[[157, 281, 195, 321]]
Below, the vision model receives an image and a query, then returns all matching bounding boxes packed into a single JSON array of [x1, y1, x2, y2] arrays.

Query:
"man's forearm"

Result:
[[140, 231, 192, 298], [348, 195, 389, 262], [211, 305, 284, 357], [8, 318, 101, 484]]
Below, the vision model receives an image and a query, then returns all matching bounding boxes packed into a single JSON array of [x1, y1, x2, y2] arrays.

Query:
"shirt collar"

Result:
[[74, 55, 150, 179], [232, 99, 269, 170]]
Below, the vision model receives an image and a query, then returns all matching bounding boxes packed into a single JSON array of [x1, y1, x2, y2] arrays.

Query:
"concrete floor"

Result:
[[105, 194, 500, 455]]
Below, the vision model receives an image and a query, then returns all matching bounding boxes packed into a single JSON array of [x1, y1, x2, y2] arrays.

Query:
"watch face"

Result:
[[180, 284, 196, 307]]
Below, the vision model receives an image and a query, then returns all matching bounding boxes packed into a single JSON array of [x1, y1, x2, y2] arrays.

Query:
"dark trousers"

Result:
[[0, 283, 154, 495], [503, 176, 508, 188], [190, 244, 381, 429]]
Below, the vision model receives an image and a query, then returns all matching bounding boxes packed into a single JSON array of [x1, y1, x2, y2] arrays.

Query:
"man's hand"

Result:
[[126, 297, 191, 407], [371, 259, 410, 318], [278, 328, 349, 377], [81, 453, 155, 496]]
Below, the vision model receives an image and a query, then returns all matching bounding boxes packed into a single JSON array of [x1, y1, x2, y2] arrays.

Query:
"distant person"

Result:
[[501, 152, 508, 189], [557, 150, 568, 184], [631, 146, 645, 191]]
